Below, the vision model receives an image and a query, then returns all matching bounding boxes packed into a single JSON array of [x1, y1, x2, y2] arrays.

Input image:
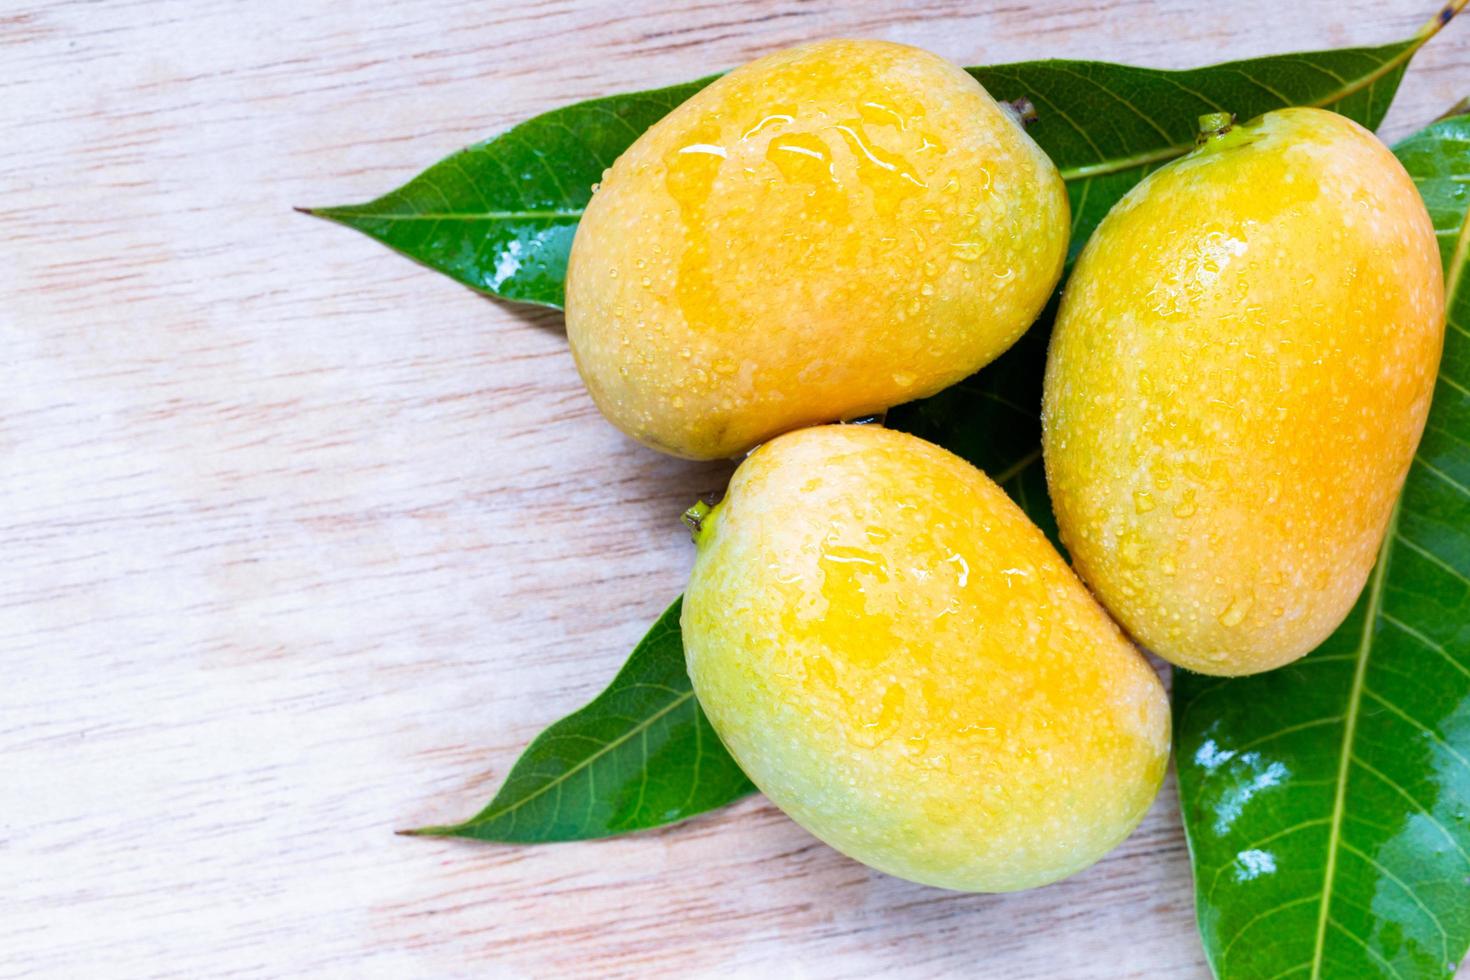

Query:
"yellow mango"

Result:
[[566, 39, 1068, 460], [682, 425, 1169, 892], [1042, 108, 1445, 676]]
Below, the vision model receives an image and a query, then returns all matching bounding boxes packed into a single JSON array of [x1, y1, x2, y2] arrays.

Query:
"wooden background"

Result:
[[5, 1, 1468, 976]]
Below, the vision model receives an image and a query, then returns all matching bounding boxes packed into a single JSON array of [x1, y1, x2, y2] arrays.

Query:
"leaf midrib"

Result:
[[314, 209, 584, 221], [1303, 134, 1470, 977], [1057, 30, 1449, 182], [1446, 171, 1470, 302], [444, 688, 694, 835], [1057, 61, 1402, 182], [1308, 506, 1396, 979]]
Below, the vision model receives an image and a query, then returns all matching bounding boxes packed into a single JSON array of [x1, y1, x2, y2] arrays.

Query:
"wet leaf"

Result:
[[971, 32, 1436, 258], [393, 13, 1468, 849], [1173, 112, 1470, 980], [305, 77, 714, 307], [307, 18, 1449, 304]]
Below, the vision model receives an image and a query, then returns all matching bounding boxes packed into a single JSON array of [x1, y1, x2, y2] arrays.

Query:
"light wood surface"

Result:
[[6, 2, 1468, 976]]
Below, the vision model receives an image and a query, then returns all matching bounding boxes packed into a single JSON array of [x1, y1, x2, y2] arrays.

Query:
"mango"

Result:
[[1042, 107, 1445, 676], [566, 39, 1068, 460], [681, 425, 1169, 891]]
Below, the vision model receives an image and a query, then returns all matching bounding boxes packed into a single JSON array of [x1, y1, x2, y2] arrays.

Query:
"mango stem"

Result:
[[1195, 112, 1235, 144], [682, 500, 714, 543], [1003, 98, 1038, 128]]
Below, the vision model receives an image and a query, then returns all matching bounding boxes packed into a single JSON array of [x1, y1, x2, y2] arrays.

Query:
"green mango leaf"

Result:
[[1173, 113, 1470, 980], [410, 598, 753, 841], [417, 422, 1060, 842], [306, 11, 1454, 305], [971, 31, 1428, 259], [304, 77, 715, 308], [395, 12, 1466, 844]]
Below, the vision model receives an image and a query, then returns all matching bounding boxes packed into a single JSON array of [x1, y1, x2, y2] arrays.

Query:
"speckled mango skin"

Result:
[[681, 425, 1169, 892], [565, 39, 1068, 460], [1042, 108, 1445, 677]]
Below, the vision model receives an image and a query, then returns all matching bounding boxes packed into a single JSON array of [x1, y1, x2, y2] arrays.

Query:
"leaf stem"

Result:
[[1058, 145, 1188, 181], [1418, 0, 1469, 41]]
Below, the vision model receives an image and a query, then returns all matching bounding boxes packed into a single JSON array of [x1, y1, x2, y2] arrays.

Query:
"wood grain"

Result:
[[4, 1, 1468, 976]]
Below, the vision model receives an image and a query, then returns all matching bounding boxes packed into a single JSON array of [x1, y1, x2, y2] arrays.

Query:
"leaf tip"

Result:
[[294, 204, 360, 222], [1436, 96, 1470, 121]]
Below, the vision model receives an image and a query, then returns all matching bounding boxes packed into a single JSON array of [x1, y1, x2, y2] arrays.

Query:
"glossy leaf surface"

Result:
[[392, 15, 1466, 847], [307, 78, 714, 307], [308, 25, 1443, 305], [1173, 114, 1470, 980], [413, 598, 753, 841], [970, 38, 1431, 257]]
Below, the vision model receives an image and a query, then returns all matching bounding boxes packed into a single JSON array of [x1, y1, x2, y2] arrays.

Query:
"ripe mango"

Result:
[[1042, 108, 1445, 676], [682, 425, 1169, 892], [566, 39, 1068, 460]]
